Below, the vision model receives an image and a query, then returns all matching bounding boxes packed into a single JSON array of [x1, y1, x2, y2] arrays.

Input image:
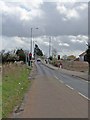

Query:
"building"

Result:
[[79, 51, 86, 61]]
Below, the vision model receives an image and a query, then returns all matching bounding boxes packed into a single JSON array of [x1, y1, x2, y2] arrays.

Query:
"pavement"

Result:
[[42, 61, 88, 81], [11, 62, 88, 118]]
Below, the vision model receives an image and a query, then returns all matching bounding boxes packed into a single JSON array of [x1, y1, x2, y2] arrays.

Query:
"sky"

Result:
[[0, 0, 89, 57]]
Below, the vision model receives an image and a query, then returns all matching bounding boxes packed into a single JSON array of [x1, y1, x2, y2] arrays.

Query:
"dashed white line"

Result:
[[84, 80, 88, 83], [65, 84, 74, 90], [78, 92, 89, 100], [54, 75, 89, 100], [59, 80, 64, 83], [54, 76, 59, 80], [54, 76, 64, 83]]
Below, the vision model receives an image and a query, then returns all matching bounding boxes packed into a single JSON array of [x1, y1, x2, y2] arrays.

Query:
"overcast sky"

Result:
[[0, 0, 89, 57]]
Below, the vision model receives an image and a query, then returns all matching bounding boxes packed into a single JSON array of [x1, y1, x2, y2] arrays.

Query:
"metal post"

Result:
[[48, 37, 51, 64], [31, 28, 33, 54], [49, 37, 51, 58]]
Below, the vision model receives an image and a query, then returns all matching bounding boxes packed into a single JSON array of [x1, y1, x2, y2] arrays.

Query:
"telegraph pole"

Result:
[[49, 36, 51, 58], [31, 28, 33, 54], [88, 45, 90, 79], [28, 28, 33, 67], [48, 36, 52, 64]]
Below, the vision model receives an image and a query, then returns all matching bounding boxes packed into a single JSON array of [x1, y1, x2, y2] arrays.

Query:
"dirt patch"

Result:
[[62, 61, 88, 72]]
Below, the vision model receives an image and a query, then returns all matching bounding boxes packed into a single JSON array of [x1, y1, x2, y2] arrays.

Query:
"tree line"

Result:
[[0, 44, 44, 64]]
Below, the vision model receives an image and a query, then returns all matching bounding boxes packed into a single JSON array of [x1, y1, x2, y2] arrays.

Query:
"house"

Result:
[[79, 51, 86, 61], [74, 57, 79, 61]]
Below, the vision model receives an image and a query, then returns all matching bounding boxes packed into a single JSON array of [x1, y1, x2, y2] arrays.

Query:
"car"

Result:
[[37, 58, 41, 62]]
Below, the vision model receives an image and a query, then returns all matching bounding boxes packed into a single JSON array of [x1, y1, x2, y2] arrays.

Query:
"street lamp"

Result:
[[49, 36, 52, 59], [29, 27, 38, 66], [30, 28, 33, 54], [30, 27, 38, 55]]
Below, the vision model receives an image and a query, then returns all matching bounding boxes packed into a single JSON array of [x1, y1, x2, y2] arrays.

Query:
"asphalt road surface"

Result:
[[12, 62, 88, 118], [41, 63, 88, 99]]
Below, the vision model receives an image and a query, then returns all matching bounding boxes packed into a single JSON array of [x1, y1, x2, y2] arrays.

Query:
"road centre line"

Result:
[[59, 80, 64, 83], [54, 75, 89, 100], [78, 92, 89, 100], [54, 76, 89, 100], [54, 76, 64, 83], [54, 76, 59, 80], [65, 84, 74, 90]]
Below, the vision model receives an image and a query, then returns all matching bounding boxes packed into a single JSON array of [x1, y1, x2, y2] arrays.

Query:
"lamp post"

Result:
[[49, 36, 52, 64], [31, 28, 38, 55], [49, 36, 51, 58], [29, 27, 38, 66], [31, 28, 33, 54]]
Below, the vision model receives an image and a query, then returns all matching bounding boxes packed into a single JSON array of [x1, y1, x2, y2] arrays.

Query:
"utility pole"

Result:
[[88, 45, 90, 80], [28, 28, 33, 67], [48, 36, 52, 64], [29, 27, 38, 66], [31, 28, 33, 54], [49, 36, 51, 58]]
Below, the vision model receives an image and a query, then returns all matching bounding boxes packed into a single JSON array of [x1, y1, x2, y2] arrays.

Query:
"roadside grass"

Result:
[[0, 72, 2, 119], [2, 63, 31, 118]]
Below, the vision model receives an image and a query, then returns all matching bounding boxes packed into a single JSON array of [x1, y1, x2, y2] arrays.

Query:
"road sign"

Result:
[[58, 55, 60, 60], [29, 53, 32, 60], [29, 53, 32, 56]]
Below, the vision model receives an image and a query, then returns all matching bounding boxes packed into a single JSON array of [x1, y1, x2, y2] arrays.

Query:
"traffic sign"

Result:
[[58, 55, 60, 60], [29, 53, 32, 60], [29, 53, 32, 56]]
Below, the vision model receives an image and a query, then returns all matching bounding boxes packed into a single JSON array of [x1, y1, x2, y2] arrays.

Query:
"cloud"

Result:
[[59, 43, 69, 47], [76, 3, 87, 10], [57, 4, 79, 20], [43, 41, 49, 46], [1, 1, 88, 57], [43, 0, 89, 2], [1, 2, 88, 37], [56, 2, 87, 21], [0, 0, 43, 22], [14, 37, 25, 44], [2, 34, 88, 57], [2, 36, 31, 51], [70, 35, 88, 44]]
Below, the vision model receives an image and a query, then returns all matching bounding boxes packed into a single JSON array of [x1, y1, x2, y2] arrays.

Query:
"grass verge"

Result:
[[2, 63, 31, 118], [0, 71, 2, 119]]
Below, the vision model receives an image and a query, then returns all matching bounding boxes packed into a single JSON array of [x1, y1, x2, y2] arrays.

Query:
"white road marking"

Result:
[[65, 84, 74, 90], [80, 79, 89, 83], [54, 76, 64, 83], [54, 75, 89, 100], [84, 80, 89, 83], [78, 92, 89, 100], [54, 76, 59, 80], [59, 80, 64, 83]]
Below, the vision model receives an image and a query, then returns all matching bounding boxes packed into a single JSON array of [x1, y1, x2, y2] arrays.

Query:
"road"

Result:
[[41, 63, 88, 99], [12, 62, 88, 118]]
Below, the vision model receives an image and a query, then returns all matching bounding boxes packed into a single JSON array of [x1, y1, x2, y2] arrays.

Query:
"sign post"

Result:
[[58, 55, 60, 60], [29, 53, 32, 66]]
